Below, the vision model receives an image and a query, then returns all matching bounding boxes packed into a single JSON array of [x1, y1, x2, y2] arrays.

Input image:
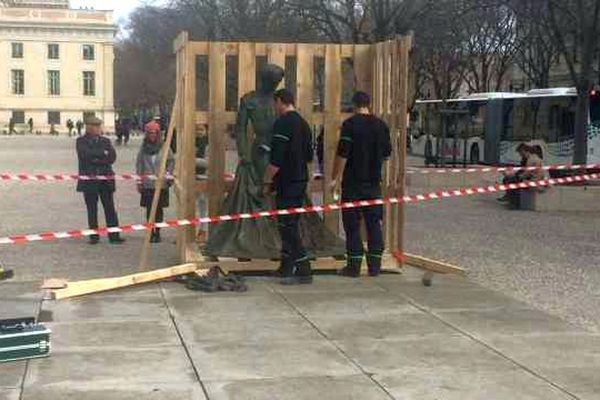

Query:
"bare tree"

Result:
[[543, 0, 600, 163], [460, 1, 517, 93]]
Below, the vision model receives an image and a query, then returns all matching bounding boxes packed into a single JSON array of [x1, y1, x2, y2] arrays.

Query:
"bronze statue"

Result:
[[204, 64, 344, 259]]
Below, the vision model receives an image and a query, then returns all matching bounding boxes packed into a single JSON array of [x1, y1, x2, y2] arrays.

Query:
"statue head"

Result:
[[258, 64, 285, 94]]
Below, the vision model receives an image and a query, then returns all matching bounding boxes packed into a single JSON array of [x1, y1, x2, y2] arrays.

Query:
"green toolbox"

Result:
[[0, 317, 51, 363]]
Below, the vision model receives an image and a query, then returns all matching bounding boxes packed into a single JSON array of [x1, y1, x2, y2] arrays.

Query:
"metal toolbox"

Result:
[[0, 317, 51, 363]]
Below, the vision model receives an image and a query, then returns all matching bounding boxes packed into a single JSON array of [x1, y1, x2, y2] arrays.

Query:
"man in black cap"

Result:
[[263, 89, 314, 285], [331, 91, 391, 277], [76, 116, 125, 245]]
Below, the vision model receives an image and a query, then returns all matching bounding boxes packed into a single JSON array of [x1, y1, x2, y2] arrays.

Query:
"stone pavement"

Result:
[[2, 268, 599, 400]]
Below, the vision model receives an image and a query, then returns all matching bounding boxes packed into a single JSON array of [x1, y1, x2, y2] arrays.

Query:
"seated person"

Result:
[[506, 144, 545, 209], [498, 143, 528, 202]]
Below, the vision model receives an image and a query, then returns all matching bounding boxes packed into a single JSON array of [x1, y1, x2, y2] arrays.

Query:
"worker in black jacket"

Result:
[[331, 91, 391, 277], [76, 117, 125, 245], [263, 89, 314, 285]]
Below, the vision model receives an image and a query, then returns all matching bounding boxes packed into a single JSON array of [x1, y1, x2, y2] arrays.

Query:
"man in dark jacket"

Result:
[[331, 91, 391, 277], [263, 89, 314, 285], [76, 117, 125, 245]]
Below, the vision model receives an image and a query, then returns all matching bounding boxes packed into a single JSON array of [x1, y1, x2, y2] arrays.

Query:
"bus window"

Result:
[[501, 100, 514, 141], [590, 93, 600, 123]]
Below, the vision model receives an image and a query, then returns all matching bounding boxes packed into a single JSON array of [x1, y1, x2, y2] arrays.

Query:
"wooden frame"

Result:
[[172, 33, 414, 273]]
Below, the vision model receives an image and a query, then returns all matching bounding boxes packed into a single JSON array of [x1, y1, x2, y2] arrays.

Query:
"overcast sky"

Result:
[[70, 0, 167, 27]]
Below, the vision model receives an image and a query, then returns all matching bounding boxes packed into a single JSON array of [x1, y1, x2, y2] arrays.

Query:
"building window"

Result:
[[11, 69, 24, 95], [82, 44, 95, 60], [12, 111, 25, 124], [11, 43, 23, 58], [83, 71, 95, 96], [48, 70, 60, 95], [48, 111, 61, 125], [48, 44, 59, 60], [83, 111, 96, 122]]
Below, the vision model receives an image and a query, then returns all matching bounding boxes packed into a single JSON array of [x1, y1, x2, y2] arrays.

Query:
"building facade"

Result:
[[0, 0, 116, 134]]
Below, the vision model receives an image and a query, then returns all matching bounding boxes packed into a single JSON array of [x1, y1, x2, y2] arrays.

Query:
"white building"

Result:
[[0, 0, 116, 134]]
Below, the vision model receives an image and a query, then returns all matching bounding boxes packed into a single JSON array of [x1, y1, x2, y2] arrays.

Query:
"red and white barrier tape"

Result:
[[0, 173, 235, 182], [0, 173, 597, 246], [406, 163, 600, 175]]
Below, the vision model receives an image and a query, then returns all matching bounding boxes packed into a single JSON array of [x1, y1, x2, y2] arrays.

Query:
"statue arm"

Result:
[[235, 96, 252, 164]]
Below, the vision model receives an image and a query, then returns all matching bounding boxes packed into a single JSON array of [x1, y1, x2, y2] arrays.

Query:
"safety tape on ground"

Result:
[[405, 163, 600, 175], [0, 173, 597, 246]]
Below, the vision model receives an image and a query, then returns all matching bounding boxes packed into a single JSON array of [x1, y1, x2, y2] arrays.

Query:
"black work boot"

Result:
[[338, 255, 362, 278], [294, 259, 313, 284], [150, 229, 161, 243], [88, 235, 100, 245], [109, 233, 126, 245], [367, 254, 382, 277], [280, 260, 299, 286]]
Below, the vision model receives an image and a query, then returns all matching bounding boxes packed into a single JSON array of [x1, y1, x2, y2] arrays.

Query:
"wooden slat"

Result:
[[177, 41, 198, 262], [207, 42, 227, 236], [340, 44, 354, 58], [267, 43, 286, 68], [323, 44, 342, 234], [51, 264, 200, 300], [296, 45, 314, 117], [188, 41, 208, 55], [353, 44, 372, 93], [238, 42, 256, 99], [389, 40, 401, 251], [404, 253, 466, 276], [396, 36, 412, 257]]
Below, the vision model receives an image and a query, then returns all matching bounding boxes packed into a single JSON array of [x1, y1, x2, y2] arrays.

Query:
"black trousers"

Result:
[[276, 195, 310, 276], [145, 206, 164, 235], [342, 204, 384, 270], [504, 175, 523, 209], [83, 191, 120, 240]]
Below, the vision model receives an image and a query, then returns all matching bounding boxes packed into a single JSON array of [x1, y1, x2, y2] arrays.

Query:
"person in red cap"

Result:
[[136, 118, 174, 243]]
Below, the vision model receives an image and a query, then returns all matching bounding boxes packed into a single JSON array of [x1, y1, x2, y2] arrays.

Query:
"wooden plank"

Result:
[[51, 263, 200, 300], [175, 40, 198, 262], [267, 43, 286, 69], [139, 97, 179, 271], [394, 36, 412, 257], [389, 39, 401, 252], [238, 42, 256, 99], [267, 43, 286, 90], [404, 253, 466, 276], [207, 42, 227, 237], [296, 44, 314, 117], [199, 255, 399, 274], [323, 44, 342, 234], [340, 44, 354, 58], [188, 41, 209, 56], [353, 44, 372, 93]]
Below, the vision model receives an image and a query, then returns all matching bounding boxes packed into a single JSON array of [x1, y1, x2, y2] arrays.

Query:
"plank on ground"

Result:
[[49, 263, 200, 300], [404, 253, 465, 276]]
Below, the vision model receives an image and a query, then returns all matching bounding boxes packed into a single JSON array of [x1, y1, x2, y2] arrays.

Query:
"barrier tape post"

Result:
[[1, 172, 597, 246]]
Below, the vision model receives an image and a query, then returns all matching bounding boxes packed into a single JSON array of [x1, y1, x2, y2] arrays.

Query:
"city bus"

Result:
[[410, 88, 600, 166]]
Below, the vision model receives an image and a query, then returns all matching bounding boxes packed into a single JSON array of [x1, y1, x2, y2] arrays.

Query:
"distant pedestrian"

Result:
[[331, 91, 391, 277], [27, 118, 33, 134], [76, 117, 125, 245], [66, 119, 74, 136], [195, 124, 209, 244], [136, 121, 174, 243], [8, 118, 15, 135], [76, 120, 83, 136]]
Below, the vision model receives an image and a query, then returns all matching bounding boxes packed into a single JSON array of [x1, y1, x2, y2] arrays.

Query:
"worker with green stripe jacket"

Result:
[[263, 89, 314, 285], [331, 91, 392, 277]]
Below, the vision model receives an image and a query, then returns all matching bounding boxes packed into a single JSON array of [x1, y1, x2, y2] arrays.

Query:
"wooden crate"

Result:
[[173, 33, 412, 268]]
